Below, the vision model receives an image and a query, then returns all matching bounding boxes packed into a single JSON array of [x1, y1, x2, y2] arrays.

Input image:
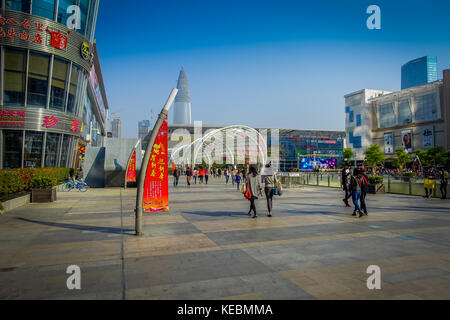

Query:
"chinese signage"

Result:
[[143, 116, 169, 213], [401, 129, 413, 153], [421, 126, 434, 150], [126, 149, 137, 183], [0, 9, 93, 72], [384, 132, 394, 154], [0, 108, 82, 136], [0, 109, 25, 126]]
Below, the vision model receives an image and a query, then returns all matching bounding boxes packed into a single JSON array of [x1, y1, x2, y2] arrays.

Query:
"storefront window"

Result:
[[67, 64, 81, 114], [45, 133, 60, 167], [32, 0, 55, 20], [4, 48, 26, 106], [27, 52, 50, 107], [2, 130, 23, 169], [59, 134, 72, 167], [24, 131, 43, 168], [50, 58, 69, 111], [5, 0, 31, 13]]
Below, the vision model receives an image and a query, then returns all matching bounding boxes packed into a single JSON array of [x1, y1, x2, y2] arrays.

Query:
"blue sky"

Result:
[[95, 0, 450, 138]]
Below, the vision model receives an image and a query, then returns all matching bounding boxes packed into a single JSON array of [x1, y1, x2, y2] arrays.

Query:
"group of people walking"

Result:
[[423, 167, 448, 199], [243, 163, 279, 218], [341, 164, 369, 218]]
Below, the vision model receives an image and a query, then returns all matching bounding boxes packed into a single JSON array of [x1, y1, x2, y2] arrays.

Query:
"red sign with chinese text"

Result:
[[143, 116, 169, 213], [0, 109, 25, 126], [126, 149, 136, 183]]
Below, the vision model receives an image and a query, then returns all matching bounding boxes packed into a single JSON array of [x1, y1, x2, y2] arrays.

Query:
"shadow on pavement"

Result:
[[15, 217, 135, 235]]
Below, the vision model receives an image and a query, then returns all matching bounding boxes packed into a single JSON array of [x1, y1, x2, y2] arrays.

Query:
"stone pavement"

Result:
[[0, 176, 450, 300]]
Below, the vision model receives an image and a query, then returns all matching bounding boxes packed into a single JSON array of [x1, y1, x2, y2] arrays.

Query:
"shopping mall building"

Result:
[[164, 124, 345, 172], [345, 69, 450, 161], [0, 0, 108, 169]]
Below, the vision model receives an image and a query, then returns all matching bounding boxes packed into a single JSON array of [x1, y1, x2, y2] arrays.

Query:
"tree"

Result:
[[343, 148, 354, 163], [364, 144, 385, 169], [392, 148, 412, 172], [416, 147, 450, 168]]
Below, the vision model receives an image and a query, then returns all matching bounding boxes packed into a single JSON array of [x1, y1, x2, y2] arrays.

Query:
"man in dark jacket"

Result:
[[341, 164, 351, 207], [358, 168, 369, 216]]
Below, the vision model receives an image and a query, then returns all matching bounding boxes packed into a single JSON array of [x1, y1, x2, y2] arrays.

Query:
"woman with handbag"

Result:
[[245, 166, 262, 218], [261, 163, 276, 217]]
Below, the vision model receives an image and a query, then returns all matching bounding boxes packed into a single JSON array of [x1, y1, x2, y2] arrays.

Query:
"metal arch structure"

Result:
[[170, 125, 269, 167]]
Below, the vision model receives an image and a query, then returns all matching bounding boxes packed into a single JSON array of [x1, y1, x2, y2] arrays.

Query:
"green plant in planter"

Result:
[[368, 175, 384, 185], [31, 176, 58, 189]]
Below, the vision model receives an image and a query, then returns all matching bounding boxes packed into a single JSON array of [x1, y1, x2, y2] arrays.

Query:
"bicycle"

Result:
[[62, 177, 89, 192]]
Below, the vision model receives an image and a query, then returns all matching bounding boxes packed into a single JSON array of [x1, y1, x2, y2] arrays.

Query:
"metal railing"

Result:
[[276, 172, 449, 198]]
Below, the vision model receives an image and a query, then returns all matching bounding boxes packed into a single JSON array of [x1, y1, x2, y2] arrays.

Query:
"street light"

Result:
[[135, 88, 178, 236]]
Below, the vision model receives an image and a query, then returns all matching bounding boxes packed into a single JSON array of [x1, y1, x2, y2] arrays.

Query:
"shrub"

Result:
[[368, 175, 384, 185], [31, 176, 58, 189], [0, 167, 72, 200], [403, 172, 416, 177]]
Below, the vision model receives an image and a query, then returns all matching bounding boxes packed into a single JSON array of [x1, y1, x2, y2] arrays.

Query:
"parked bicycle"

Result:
[[62, 177, 89, 192]]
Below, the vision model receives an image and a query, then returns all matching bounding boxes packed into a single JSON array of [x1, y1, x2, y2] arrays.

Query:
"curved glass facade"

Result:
[[0, 0, 103, 169], [4, 0, 98, 40]]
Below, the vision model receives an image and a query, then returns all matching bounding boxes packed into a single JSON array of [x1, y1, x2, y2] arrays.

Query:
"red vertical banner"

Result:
[[126, 149, 136, 183], [143, 116, 169, 212]]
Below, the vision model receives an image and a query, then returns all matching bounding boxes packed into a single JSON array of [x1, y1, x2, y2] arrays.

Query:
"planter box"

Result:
[[32, 187, 57, 203], [368, 184, 385, 194]]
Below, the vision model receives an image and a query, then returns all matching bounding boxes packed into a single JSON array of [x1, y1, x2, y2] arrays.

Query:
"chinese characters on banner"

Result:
[[0, 14, 70, 50], [143, 116, 169, 213], [126, 149, 136, 183]]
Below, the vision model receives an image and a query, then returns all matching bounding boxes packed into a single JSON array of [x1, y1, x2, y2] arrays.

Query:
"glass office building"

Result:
[[401, 56, 438, 90], [0, 0, 108, 169]]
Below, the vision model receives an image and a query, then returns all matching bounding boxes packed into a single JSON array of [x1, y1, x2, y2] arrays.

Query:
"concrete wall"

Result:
[[104, 138, 142, 187], [84, 147, 106, 188]]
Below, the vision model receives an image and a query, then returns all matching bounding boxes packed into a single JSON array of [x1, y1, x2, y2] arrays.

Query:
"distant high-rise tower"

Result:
[[111, 117, 122, 138], [172, 67, 192, 124], [401, 56, 438, 89], [138, 120, 150, 141]]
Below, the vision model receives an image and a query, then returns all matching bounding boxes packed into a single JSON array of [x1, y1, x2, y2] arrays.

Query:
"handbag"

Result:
[[240, 181, 246, 194], [275, 179, 283, 196], [244, 180, 252, 200]]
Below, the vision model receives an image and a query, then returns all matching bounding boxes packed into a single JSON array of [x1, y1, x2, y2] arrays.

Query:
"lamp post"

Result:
[[135, 88, 178, 236]]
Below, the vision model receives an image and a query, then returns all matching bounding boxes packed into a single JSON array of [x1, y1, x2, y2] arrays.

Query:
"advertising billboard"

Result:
[[300, 158, 337, 170], [421, 126, 434, 150], [401, 129, 413, 153], [384, 132, 394, 154]]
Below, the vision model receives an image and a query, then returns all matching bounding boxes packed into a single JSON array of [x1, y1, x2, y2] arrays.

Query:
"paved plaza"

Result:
[[0, 177, 450, 300]]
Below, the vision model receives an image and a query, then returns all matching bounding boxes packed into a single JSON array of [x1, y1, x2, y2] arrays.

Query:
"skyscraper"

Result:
[[111, 117, 122, 138], [138, 120, 151, 141], [401, 56, 438, 89], [172, 67, 192, 124]]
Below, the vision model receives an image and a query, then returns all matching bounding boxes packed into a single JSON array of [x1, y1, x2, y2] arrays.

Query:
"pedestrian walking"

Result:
[[186, 167, 192, 186], [205, 168, 209, 184], [261, 163, 276, 217], [173, 167, 180, 187], [246, 166, 262, 218], [349, 168, 366, 218], [225, 169, 230, 184], [424, 167, 436, 198], [439, 168, 448, 199], [199, 168, 204, 184], [231, 168, 236, 185], [235, 172, 242, 191], [341, 164, 352, 207], [193, 168, 198, 184], [359, 167, 369, 215]]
